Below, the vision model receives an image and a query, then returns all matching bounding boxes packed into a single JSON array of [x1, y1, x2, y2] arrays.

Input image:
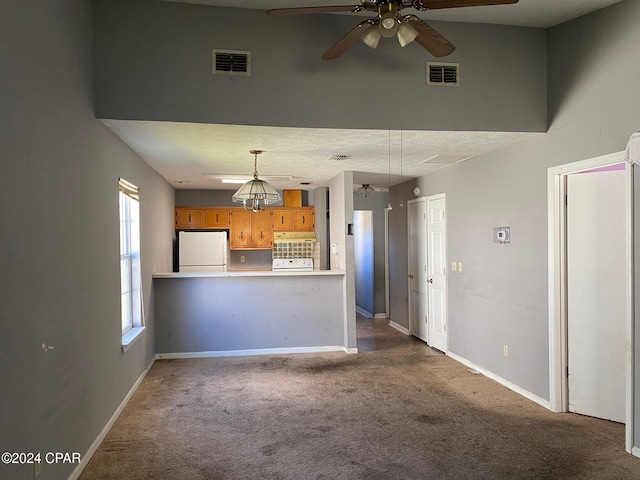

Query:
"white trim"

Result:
[[374, 313, 388, 319], [155, 345, 350, 360], [633, 446, 640, 459], [447, 352, 551, 410], [121, 326, 145, 353], [385, 206, 391, 320], [356, 306, 373, 318], [389, 320, 410, 335], [68, 359, 155, 480], [344, 347, 359, 354], [625, 160, 635, 453], [547, 150, 634, 454]]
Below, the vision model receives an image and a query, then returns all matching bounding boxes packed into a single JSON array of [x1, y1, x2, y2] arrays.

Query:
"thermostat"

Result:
[[493, 226, 510, 244]]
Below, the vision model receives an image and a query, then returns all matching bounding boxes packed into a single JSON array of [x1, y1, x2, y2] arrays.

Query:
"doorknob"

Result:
[[408, 274, 414, 279], [427, 278, 433, 284]]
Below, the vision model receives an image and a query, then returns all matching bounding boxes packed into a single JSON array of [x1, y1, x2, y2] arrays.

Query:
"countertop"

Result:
[[153, 270, 345, 279]]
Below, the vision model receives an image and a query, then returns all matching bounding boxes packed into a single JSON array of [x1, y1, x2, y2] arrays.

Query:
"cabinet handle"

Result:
[[302, 216, 305, 224], [240, 232, 244, 240], [260, 231, 264, 240], [280, 215, 284, 225], [216, 213, 219, 222], [188, 213, 192, 223]]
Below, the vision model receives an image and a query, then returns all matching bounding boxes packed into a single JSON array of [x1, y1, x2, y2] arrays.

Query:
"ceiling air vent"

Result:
[[212, 49, 251, 76], [329, 154, 351, 161], [426, 62, 459, 86]]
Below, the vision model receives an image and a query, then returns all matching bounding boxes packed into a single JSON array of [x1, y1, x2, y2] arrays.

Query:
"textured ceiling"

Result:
[[105, 0, 621, 191], [103, 120, 539, 191]]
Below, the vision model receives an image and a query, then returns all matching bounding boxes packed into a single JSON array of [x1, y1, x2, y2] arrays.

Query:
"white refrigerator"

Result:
[[178, 231, 228, 273]]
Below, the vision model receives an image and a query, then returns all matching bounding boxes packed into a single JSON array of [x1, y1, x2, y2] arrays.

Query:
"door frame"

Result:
[[407, 197, 427, 340], [547, 150, 634, 453]]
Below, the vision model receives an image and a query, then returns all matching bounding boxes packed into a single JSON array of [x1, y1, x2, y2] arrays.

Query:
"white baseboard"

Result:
[[344, 347, 358, 354], [374, 313, 388, 319], [389, 320, 410, 335], [68, 358, 155, 480], [356, 306, 373, 318], [446, 351, 551, 410], [155, 345, 349, 360], [633, 446, 640, 458]]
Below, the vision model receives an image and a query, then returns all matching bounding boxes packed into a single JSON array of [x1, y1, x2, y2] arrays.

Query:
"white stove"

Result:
[[272, 258, 314, 272]]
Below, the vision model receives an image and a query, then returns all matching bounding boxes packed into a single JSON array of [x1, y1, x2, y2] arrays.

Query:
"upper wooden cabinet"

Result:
[[272, 207, 315, 232], [272, 208, 293, 231], [175, 208, 203, 229], [203, 208, 230, 228], [229, 209, 273, 250]]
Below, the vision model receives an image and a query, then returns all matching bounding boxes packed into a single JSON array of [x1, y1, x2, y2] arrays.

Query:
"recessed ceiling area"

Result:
[[103, 120, 539, 191]]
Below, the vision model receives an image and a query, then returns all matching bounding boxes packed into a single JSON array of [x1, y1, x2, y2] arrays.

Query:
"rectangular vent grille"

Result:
[[213, 49, 250, 76], [427, 62, 459, 86]]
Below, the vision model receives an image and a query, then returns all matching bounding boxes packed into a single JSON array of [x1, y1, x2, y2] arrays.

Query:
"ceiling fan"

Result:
[[267, 0, 519, 60]]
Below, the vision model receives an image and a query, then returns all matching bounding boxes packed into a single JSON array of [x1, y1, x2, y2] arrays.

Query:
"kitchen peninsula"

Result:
[[153, 194, 353, 357], [153, 270, 350, 357]]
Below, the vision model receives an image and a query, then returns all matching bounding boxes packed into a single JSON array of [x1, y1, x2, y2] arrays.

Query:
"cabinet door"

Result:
[[175, 208, 203, 229], [294, 208, 315, 232], [272, 208, 292, 231], [251, 210, 273, 248], [230, 209, 252, 249], [204, 208, 230, 228]]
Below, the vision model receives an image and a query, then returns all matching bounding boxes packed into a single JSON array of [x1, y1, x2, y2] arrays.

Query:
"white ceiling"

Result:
[[104, 0, 622, 192]]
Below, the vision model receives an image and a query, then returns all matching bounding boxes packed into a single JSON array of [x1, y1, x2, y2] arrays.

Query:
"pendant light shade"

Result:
[[357, 184, 375, 197], [232, 150, 281, 212]]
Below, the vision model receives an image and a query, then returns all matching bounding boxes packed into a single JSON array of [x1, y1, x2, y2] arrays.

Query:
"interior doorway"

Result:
[[548, 151, 634, 452], [408, 198, 428, 342], [354, 210, 374, 317]]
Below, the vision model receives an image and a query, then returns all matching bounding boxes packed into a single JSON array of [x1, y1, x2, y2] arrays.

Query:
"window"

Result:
[[119, 178, 144, 350]]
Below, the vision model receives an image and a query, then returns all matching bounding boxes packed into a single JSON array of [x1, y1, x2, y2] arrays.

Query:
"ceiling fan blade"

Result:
[[405, 16, 455, 57], [266, 5, 365, 16], [321, 20, 372, 60], [413, 0, 518, 10]]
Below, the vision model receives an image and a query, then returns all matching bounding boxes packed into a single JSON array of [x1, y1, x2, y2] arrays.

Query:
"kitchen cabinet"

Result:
[[272, 207, 315, 232], [203, 208, 230, 228], [229, 209, 272, 250], [175, 208, 203, 229]]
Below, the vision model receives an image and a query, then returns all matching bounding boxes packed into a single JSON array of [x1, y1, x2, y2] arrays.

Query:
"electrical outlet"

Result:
[[503, 345, 509, 357], [458, 262, 463, 272], [451, 261, 457, 272], [240, 255, 245, 263]]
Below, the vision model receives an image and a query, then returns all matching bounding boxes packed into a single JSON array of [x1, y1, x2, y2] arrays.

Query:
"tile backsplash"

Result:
[[273, 241, 314, 259]]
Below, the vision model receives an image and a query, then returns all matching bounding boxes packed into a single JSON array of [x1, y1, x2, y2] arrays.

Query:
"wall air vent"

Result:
[[426, 62, 459, 86], [213, 49, 251, 76]]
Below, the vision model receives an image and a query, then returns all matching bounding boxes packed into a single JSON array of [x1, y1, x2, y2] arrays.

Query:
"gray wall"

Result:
[[0, 1, 174, 479], [92, 0, 546, 134], [390, 0, 640, 443]]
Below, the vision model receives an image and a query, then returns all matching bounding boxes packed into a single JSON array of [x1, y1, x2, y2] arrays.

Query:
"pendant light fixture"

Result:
[[232, 150, 281, 212], [358, 184, 375, 197]]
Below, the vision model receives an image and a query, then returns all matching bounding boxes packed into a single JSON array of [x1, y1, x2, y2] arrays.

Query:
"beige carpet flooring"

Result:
[[79, 317, 640, 479]]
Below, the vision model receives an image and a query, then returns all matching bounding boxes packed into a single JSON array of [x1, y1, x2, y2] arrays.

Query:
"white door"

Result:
[[427, 194, 447, 352], [566, 168, 626, 423], [408, 198, 428, 341]]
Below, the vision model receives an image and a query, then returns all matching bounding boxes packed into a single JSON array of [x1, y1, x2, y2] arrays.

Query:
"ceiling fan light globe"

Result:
[[397, 22, 419, 47], [379, 14, 398, 38], [360, 25, 381, 49]]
